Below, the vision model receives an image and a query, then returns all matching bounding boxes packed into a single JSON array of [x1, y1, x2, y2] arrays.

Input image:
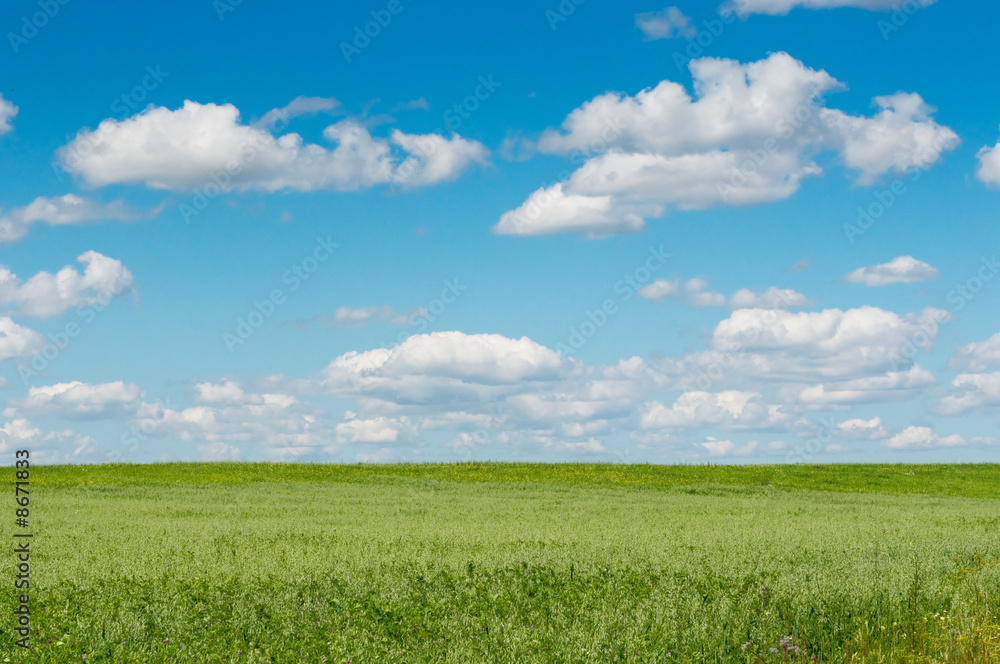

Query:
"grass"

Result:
[[2, 463, 999, 662]]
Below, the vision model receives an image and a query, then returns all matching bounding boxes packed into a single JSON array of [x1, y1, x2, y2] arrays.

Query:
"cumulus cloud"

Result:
[[636, 278, 680, 302], [495, 53, 957, 237], [728, 286, 809, 308], [657, 306, 947, 407], [0, 94, 17, 135], [133, 384, 331, 459], [198, 442, 241, 461], [641, 390, 793, 430], [0, 251, 133, 318], [721, 0, 936, 17], [9, 381, 144, 418], [706, 306, 944, 377], [58, 100, 487, 192], [976, 133, 1000, 186], [950, 333, 1000, 372], [639, 278, 807, 308], [844, 255, 940, 287], [835, 416, 889, 440], [195, 380, 247, 404], [335, 413, 414, 444], [0, 318, 44, 363], [322, 331, 565, 403], [0, 418, 99, 464], [0, 194, 158, 244], [685, 278, 726, 307], [885, 425, 965, 450], [937, 372, 1000, 415], [700, 437, 758, 457], [797, 366, 936, 405], [636, 7, 697, 39]]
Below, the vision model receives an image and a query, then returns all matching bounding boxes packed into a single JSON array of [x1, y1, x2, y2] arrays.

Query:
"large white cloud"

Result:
[[652, 306, 947, 410], [0, 94, 17, 135], [706, 306, 944, 379], [844, 255, 939, 287], [0, 251, 133, 318], [322, 331, 566, 403], [58, 100, 487, 192], [495, 53, 957, 237], [0, 195, 156, 244], [721, 0, 936, 17]]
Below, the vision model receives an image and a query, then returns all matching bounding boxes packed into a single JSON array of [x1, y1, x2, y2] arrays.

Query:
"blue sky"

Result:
[[1, 0, 999, 464]]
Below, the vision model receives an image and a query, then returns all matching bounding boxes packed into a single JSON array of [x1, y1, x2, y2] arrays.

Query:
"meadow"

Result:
[[2, 463, 999, 663]]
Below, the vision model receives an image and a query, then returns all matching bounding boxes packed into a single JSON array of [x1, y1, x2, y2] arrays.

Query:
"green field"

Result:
[[3, 463, 999, 663]]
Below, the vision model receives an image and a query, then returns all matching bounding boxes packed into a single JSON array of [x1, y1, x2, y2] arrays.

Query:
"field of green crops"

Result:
[[2, 463, 999, 663]]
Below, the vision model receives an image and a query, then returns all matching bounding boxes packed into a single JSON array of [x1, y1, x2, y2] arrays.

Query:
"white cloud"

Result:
[[651, 306, 947, 407], [0, 418, 99, 464], [641, 390, 792, 429], [729, 287, 809, 309], [700, 437, 758, 456], [835, 416, 889, 440], [133, 385, 330, 458], [195, 380, 246, 404], [844, 255, 940, 287], [0, 94, 17, 135], [11, 381, 144, 418], [0, 318, 44, 362], [253, 95, 340, 129], [885, 426, 965, 450], [636, 278, 679, 302], [976, 133, 1000, 185], [295, 305, 426, 328], [685, 278, 726, 307], [938, 372, 1000, 415], [639, 278, 807, 309], [495, 53, 957, 237], [797, 367, 936, 405], [322, 331, 565, 402], [705, 306, 945, 380], [198, 442, 241, 461], [0, 195, 157, 244], [59, 100, 487, 192], [542, 439, 607, 454], [636, 7, 697, 40], [721, 0, 936, 17], [335, 413, 413, 444], [0, 251, 133, 318], [950, 333, 1000, 372]]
